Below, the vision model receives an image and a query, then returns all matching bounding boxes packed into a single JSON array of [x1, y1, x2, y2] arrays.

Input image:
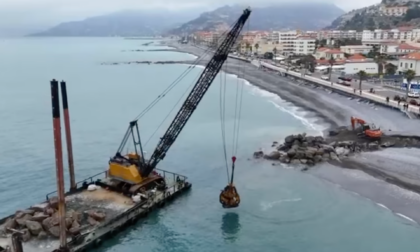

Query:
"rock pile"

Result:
[[1, 196, 106, 242], [253, 133, 380, 166]]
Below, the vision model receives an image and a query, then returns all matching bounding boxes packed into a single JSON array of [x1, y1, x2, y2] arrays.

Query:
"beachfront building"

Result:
[[340, 45, 372, 54], [294, 36, 316, 55], [397, 52, 420, 75], [343, 54, 378, 75]]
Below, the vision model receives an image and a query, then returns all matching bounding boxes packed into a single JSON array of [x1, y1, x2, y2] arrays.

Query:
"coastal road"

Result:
[[310, 72, 420, 103], [255, 58, 419, 103]]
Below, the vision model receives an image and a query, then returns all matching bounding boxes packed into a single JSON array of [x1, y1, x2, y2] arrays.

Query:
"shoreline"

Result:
[[163, 42, 420, 223], [165, 43, 343, 129]]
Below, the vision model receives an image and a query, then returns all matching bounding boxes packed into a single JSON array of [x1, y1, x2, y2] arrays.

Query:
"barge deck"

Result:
[[0, 169, 191, 252]]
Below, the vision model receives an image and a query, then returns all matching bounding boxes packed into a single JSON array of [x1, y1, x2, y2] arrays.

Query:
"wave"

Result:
[[260, 198, 302, 211], [218, 71, 327, 136]]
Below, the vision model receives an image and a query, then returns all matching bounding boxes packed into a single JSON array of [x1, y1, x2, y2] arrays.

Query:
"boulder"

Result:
[[3, 218, 17, 231], [87, 217, 99, 226], [253, 151, 264, 158], [21, 229, 31, 242], [37, 231, 48, 240], [368, 142, 379, 150], [42, 217, 58, 231], [32, 212, 49, 222], [15, 211, 25, 219], [25, 220, 43, 236], [22, 209, 35, 215], [48, 197, 59, 209], [66, 218, 73, 229], [264, 151, 281, 160], [16, 214, 32, 226], [330, 152, 339, 160], [284, 135, 295, 144], [87, 210, 106, 221], [48, 226, 60, 237]]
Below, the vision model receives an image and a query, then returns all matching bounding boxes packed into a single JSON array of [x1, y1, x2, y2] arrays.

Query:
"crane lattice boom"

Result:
[[141, 8, 251, 176]]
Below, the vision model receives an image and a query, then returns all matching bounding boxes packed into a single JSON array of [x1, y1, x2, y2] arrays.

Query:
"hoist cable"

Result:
[[132, 24, 236, 121]]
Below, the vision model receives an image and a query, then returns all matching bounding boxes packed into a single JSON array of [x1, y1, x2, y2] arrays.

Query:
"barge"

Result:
[[0, 8, 251, 252], [0, 169, 191, 252]]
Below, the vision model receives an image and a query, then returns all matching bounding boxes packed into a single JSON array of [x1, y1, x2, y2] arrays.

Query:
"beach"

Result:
[[167, 41, 420, 222]]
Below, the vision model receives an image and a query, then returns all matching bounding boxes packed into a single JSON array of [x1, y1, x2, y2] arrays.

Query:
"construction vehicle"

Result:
[[107, 8, 251, 207], [351, 116, 382, 138]]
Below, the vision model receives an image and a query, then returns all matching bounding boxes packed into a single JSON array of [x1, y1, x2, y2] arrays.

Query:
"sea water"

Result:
[[0, 37, 419, 252]]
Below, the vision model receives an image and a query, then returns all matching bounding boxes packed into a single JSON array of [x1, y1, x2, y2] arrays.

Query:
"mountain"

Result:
[[327, 0, 420, 30], [29, 9, 207, 37], [168, 3, 345, 34]]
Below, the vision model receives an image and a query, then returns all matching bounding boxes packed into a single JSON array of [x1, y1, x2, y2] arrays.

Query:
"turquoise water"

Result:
[[0, 38, 419, 252]]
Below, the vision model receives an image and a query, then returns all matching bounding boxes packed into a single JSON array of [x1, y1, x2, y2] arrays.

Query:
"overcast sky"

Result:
[[0, 0, 380, 36]]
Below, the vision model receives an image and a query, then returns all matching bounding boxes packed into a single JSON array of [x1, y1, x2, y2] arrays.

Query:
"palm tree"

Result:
[[254, 43, 259, 55], [375, 54, 387, 86], [286, 55, 292, 72], [273, 47, 277, 56], [245, 42, 251, 54], [357, 70, 367, 95], [235, 43, 241, 54], [328, 55, 335, 85], [404, 69, 416, 98]]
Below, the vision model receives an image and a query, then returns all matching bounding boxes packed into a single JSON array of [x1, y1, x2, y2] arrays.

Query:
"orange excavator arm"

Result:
[[351, 116, 366, 130], [350, 116, 382, 138]]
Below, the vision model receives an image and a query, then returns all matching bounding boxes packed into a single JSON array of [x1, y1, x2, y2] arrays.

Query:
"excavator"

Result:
[[350, 116, 382, 138], [105, 8, 251, 208]]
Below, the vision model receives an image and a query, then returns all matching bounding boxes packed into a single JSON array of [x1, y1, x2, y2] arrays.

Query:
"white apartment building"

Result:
[[340, 45, 372, 54], [317, 30, 362, 40], [294, 36, 316, 55], [379, 5, 408, 16], [268, 30, 317, 55], [361, 28, 415, 44], [397, 52, 420, 75]]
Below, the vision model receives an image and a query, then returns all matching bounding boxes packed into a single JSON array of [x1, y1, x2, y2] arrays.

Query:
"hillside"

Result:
[[327, 0, 420, 30], [29, 9, 204, 37], [169, 3, 345, 35]]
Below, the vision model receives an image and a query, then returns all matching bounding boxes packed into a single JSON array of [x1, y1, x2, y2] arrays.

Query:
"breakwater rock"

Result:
[[0, 196, 106, 241], [254, 133, 381, 166], [254, 127, 420, 167]]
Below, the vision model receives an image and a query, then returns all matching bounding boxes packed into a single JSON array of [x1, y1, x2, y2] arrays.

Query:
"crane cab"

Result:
[[108, 152, 144, 184]]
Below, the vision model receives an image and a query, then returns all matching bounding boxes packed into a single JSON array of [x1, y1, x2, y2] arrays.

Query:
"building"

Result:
[[380, 42, 399, 54], [380, 4, 408, 16], [294, 36, 316, 55], [397, 52, 420, 75], [344, 54, 378, 75], [317, 30, 362, 40], [314, 47, 345, 60], [397, 43, 420, 53], [361, 27, 414, 44], [194, 31, 221, 46], [340, 45, 372, 54]]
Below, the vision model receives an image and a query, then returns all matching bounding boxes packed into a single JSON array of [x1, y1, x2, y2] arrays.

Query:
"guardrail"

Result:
[[259, 61, 420, 115]]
